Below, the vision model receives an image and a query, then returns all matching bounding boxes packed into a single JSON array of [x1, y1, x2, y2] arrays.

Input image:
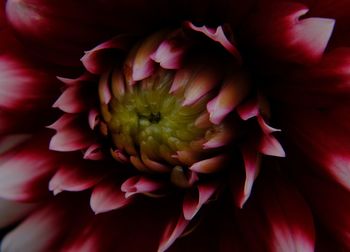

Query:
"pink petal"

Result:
[[88, 108, 100, 130], [121, 176, 164, 198], [190, 154, 228, 173], [84, 144, 105, 160], [49, 114, 95, 152], [236, 146, 260, 208], [49, 161, 106, 194], [158, 215, 189, 252], [150, 30, 190, 69], [207, 72, 249, 124], [131, 31, 168, 81], [56, 72, 96, 86], [257, 115, 281, 135], [185, 22, 241, 61], [98, 70, 112, 104], [81, 35, 134, 74], [236, 98, 259, 120], [90, 179, 132, 214], [182, 182, 218, 220], [259, 134, 286, 157], [53, 84, 96, 113], [182, 65, 221, 106]]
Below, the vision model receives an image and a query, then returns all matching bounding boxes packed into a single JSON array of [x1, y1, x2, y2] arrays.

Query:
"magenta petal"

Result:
[[182, 182, 218, 220], [185, 22, 241, 61], [158, 215, 189, 252], [90, 179, 132, 214], [49, 161, 106, 194]]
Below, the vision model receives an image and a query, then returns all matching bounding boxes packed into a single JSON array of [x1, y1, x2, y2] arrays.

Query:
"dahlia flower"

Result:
[[0, 0, 349, 251]]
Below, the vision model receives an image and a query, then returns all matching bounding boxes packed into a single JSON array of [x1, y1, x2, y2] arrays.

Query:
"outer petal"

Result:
[[0, 133, 58, 201], [300, 174, 350, 250], [247, 2, 335, 64], [5, 0, 184, 66], [90, 178, 132, 214], [233, 171, 315, 252], [0, 197, 36, 228], [48, 160, 107, 195], [280, 106, 350, 192], [0, 53, 59, 110]]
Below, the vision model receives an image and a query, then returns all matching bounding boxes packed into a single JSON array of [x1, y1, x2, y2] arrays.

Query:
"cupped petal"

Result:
[[90, 178, 132, 214], [48, 114, 96, 152], [121, 176, 165, 198], [82, 35, 135, 74], [53, 84, 97, 113], [48, 160, 107, 195]]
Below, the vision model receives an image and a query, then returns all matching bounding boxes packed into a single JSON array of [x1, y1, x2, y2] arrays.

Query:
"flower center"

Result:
[[107, 69, 209, 165], [98, 30, 251, 188]]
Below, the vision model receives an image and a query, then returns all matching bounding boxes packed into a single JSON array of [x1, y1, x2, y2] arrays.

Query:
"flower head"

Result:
[[0, 0, 349, 251]]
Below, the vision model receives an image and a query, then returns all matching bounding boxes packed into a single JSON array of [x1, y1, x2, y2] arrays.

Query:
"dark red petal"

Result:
[[234, 172, 315, 252], [248, 2, 334, 64], [0, 133, 58, 201], [0, 53, 59, 110], [61, 197, 178, 252], [300, 174, 350, 249], [280, 106, 350, 191], [0, 197, 36, 228], [5, 0, 184, 66]]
